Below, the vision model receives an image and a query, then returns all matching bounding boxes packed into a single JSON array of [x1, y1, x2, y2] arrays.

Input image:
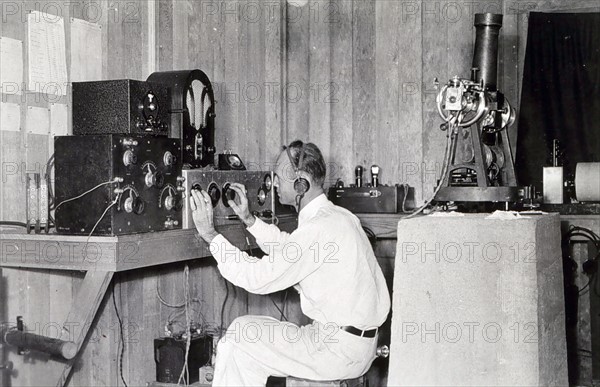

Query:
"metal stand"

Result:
[[435, 123, 520, 202]]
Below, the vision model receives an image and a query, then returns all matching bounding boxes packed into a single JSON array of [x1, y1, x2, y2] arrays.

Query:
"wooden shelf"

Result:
[[1, 226, 229, 272], [0, 214, 401, 274], [0, 221, 298, 272]]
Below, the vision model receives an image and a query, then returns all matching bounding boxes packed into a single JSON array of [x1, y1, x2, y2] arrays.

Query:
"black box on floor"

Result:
[[72, 79, 171, 136], [154, 335, 213, 384], [328, 185, 415, 213]]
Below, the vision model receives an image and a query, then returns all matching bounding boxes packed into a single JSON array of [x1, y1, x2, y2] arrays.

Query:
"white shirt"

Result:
[[210, 194, 391, 329]]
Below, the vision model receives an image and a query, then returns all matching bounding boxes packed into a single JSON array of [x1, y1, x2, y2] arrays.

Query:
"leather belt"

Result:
[[340, 325, 378, 338]]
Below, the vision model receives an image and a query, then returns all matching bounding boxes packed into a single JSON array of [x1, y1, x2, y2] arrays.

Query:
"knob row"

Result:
[[123, 151, 177, 167], [191, 181, 269, 208]]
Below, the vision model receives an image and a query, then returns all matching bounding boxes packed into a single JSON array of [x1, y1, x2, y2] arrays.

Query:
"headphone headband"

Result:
[[286, 145, 305, 174], [285, 143, 310, 197]]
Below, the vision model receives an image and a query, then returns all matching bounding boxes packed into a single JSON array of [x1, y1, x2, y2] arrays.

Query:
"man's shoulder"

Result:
[[314, 201, 360, 227]]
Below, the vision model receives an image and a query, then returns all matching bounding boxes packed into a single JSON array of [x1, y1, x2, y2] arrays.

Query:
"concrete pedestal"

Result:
[[388, 213, 568, 386]]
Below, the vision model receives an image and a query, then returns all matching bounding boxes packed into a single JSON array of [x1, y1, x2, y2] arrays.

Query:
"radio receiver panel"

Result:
[[54, 135, 183, 235], [182, 170, 277, 229]]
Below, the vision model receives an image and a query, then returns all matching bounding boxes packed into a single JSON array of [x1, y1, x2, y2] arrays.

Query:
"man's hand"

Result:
[[227, 183, 256, 227], [190, 189, 219, 243]]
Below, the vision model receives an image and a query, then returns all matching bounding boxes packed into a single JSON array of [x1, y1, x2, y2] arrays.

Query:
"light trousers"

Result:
[[213, 315, 377, 387]]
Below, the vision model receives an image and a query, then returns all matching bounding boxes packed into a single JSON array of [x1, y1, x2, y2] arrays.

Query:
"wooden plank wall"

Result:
[[0, 1, 291, 386], [1, 1, 74, 386], [3, 0, 598, 386]]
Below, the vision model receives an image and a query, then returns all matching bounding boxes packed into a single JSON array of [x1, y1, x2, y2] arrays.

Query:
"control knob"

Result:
[[146, 171, 164, 188], [164, 194, 182, 211], [207, 183, 221, 207], [123, 150, 137, 166], [163, 151, 176, 167], [124, 196, 144, 214], [222, 183, 236, 207]]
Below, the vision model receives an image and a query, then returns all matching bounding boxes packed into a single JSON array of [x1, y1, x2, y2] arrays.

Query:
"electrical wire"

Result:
[[399, 120, 457, 220], [156, 276, 186, 308], [400, 183, 410, 213], [220, 280, 230, 336], [89, 198, 118, 237], [295, 194, 304, 211], [362, 226, 377, 247], [579, 281, 591, 294], [177, 265, 191, 386], [566, 226, 600, 244], [82, 196, 120, 258], [78, 195, 121, 264], [562, 226, 600, 299], [112, 280, 128, 387], [46, 154, 55, 210], [54, 179, 119, 211], [280, 290, 288, 321], [269, 292, 289, 322]]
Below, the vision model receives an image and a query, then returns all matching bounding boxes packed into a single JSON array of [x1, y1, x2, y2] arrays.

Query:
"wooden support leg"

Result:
[[56, 271, 114, 387]]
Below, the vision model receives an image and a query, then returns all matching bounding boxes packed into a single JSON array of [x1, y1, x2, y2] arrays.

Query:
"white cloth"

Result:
[[209, 194, 391, 386]]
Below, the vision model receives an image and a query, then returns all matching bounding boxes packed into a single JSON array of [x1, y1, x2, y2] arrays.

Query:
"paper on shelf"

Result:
[[485, 210, 530, 220]]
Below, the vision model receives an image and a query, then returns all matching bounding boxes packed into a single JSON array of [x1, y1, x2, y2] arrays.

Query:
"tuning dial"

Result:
[[146, 171, 164, 188], [142, 92, 159, 119], [207, 183, 221, 207], [163, 151, 176, 167], [164, 195, 176, 211], [257, 187, 267, 206], [222, 183, 236, 207], [124, 196, 134, 213], [123, 150, 137, 166], [263, 174, 272, 191], [124, 196, 144, 214]]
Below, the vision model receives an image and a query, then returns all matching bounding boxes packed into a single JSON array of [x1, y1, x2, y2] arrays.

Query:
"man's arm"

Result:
[[209, 223, 323, 294], [246, 217, 291, 252], [226, 183, 293, 252], [191, 187, 320, 294]]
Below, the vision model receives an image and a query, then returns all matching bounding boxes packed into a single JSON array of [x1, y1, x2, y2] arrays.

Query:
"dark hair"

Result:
[[283, 140, 327, 187]]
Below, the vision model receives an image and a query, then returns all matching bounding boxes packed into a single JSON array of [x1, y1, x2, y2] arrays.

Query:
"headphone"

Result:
[[286, 144, 310, 196]]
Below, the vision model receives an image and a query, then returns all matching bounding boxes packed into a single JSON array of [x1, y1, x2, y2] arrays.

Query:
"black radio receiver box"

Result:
[[72, 79, 171, 136], [54, 135, 183, 235], [328, 185, 415, 213]]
